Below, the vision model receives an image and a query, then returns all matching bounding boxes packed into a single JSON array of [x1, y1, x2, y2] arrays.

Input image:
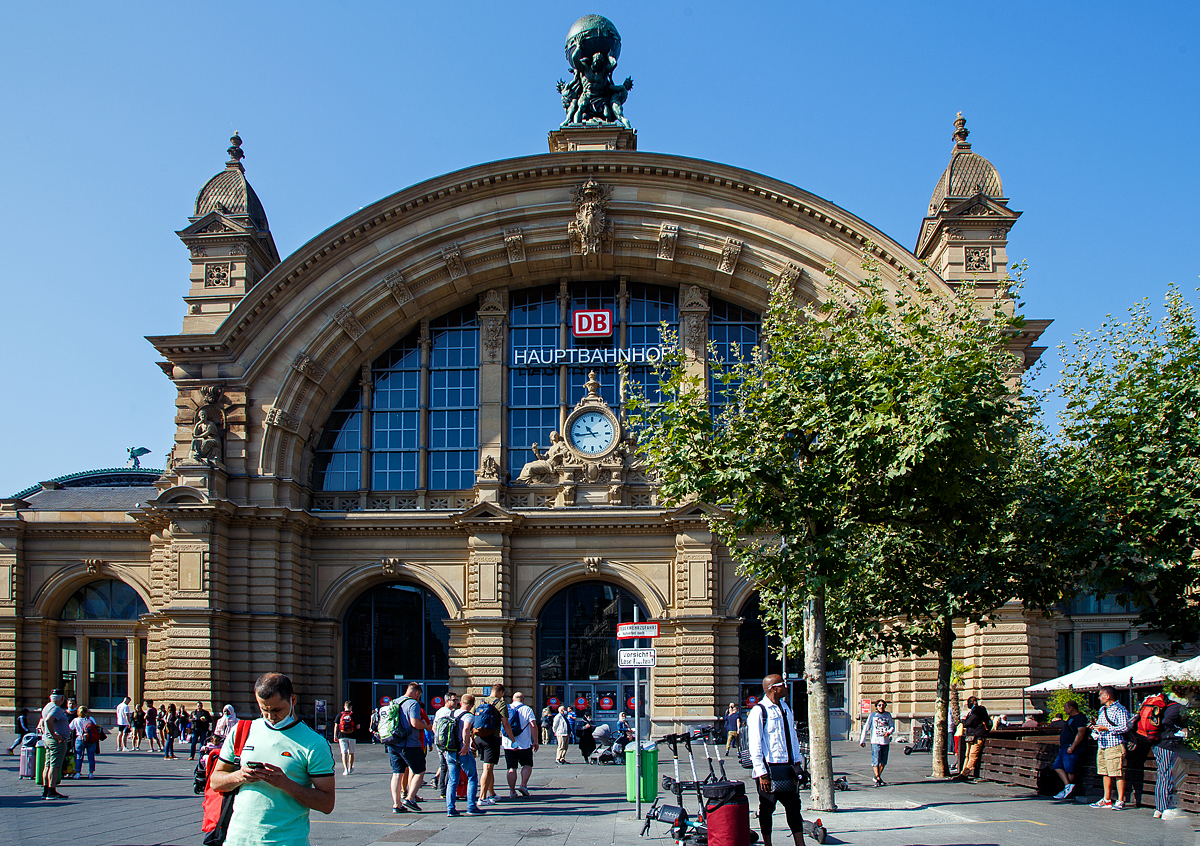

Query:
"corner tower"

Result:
[[916, 114, 1020, 299], [175, 134, 280, 333]]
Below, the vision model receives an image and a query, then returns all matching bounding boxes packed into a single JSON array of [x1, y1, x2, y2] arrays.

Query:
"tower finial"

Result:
[[226, 132, 245, 167], [953, 112, 971, 148]]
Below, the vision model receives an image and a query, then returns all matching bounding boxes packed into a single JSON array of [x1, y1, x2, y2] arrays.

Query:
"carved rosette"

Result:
[[657, 223, 678, 260], [382, 270, 414, 306], [291, 353, 327, 382], [264, 406, 301, 433], [441, 245, 468, 279], [965, 247, 991, 272], [718, 238, 743, 274], [333, 306, 366, 340]]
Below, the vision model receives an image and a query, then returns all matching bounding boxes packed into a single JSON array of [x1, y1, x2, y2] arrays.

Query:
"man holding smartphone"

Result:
[[210, 673, 336, 845]]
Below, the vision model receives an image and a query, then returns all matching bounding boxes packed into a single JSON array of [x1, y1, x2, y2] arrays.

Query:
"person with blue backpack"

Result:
[[473, 683, 515, 806]]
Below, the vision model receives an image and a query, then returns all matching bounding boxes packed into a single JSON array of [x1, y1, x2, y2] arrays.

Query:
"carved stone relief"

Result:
[[333, 306, 366, 340], [382, 270, 414, 306], [778, 261, 802, 289], [568, 179, 613, 255], [717, 238, 743, 274], [82, 558, 103, 575], [965, 247, 991, 272], [481, 315, 504, 362], [441, 245, 468, 278], [204, 263, 231, 288], [657, 223, 678, 261], [381, 558, 401, 576], [291, 353, 327, 382], [189, 386, 225, 465], [504, 229, 526, 263], [264, 406, 301, 433]]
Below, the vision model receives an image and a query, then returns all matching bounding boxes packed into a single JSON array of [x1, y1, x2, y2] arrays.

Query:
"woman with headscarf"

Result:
[[213, 704, 238, 744]]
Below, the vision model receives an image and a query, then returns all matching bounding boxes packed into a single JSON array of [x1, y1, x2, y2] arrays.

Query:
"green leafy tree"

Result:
[[1057, 285, 1200, 646], [628, 249, 1052, 806]]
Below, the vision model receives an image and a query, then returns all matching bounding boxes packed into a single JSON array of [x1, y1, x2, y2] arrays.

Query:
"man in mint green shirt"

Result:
[[211, 673, 336, 845]]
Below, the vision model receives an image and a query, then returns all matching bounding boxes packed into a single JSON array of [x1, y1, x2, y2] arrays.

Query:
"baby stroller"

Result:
[[904, 718, 934, 754], [596, 726, 632, 764]]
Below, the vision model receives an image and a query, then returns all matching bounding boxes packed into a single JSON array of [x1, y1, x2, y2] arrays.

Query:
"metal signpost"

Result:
[[618, 612, 659, 819]]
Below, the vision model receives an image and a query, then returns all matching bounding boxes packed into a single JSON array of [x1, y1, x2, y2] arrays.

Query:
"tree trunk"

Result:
[[804, 586, 836, 811], [931, 621, 954, 778]]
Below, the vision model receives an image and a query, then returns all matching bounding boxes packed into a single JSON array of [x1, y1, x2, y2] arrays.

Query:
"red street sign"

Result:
[[860, 698, 872, 715], [573, 309, 613, 337], [745, 694, 759, 707], [600, 696, 615, 710], [379, 696, 391, 707]]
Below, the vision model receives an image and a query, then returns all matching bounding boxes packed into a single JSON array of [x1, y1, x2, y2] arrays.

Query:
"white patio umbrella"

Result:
[[1095, 655, 1183, 688], [1171, 654, 1200, 679], [1024, 662, 1115, 694]]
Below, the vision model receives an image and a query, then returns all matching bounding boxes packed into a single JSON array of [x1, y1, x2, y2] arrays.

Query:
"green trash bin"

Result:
[[625, 743, 658, 802], [35, 742, 46, 785]]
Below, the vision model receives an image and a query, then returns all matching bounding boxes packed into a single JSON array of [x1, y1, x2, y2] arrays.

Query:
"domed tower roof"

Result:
[[193, 133, 270, 232], [927, 113, 1003, 214]]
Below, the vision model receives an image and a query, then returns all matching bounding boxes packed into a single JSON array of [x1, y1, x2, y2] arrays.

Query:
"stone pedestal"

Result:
[[548, 126, 637, 153]]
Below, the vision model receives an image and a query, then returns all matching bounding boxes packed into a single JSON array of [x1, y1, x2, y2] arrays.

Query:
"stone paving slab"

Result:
[[1, 738, 1196, 846]]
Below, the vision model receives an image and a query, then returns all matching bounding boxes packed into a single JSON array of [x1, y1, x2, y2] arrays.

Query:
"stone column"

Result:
[[126, 635, 138, 704], [477, 288, 508, 484]]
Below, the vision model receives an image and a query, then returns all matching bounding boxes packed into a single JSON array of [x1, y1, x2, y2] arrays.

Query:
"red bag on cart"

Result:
[[702, 781, 751, 846]]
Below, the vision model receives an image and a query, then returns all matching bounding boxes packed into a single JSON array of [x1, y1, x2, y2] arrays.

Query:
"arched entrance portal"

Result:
[[738, 595, 848, 733], [344, 583, 450, 737], [537, 581, 649, 733]]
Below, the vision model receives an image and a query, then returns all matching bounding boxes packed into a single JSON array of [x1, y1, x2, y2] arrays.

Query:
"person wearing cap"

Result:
[[40, 689, 72, 799]]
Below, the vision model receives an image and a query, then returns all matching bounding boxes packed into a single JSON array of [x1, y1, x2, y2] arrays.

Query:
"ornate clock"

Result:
[[564, 371, 621, 460]]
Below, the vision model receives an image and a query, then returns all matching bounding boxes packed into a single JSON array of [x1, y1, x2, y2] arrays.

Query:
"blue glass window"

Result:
[[60, 580, 148, 620], [709, 298, 761, 417], [508, 286, 560, 481], [315, 389, 362, 491], [427, 307, 479, 490], [373, 333, 421, 490], [626, 283, 677, 407]]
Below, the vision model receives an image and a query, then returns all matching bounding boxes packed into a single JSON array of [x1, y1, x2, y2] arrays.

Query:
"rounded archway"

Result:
[[57, 579, 150, 709], [343, 582, 451, 737], [536, 580, 649, 731]]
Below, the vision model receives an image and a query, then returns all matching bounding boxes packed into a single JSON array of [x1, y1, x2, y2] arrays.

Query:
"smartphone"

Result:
[[246, 761, 264, 770]]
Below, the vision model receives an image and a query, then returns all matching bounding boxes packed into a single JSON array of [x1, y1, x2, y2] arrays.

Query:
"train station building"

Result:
[[3, 17, 1122, 737]]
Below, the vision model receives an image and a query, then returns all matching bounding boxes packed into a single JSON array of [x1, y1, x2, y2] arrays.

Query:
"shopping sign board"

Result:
[[617, 622, 660, 639], [618, 648, 658, 668]]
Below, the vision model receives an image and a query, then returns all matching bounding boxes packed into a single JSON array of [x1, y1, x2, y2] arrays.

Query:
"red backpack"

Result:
[[200, 718, 253, 842], [1136, 694, 1167, 741], [338, 711, 355, 735]]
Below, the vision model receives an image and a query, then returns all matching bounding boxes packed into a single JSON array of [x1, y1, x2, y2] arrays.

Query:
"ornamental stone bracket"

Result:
[[82, 558, 104, 576], [264, 406, 302, 435], [332, 306, 367, 343], [381, 270, 414, 307], [656, 223, 678, 273], [679, 285, 709, 360], [504, 229, 527, 275], [583, 556, 601, 574], [442, 245, 468, 280], [291, 353, 327, 383], [381, 557, 402, 576], [478, 289, 508, 365], [717, 238, 743, 276]]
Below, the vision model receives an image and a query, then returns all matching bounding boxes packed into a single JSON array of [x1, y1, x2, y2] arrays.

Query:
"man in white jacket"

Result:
[[859, 699, 894, 787]]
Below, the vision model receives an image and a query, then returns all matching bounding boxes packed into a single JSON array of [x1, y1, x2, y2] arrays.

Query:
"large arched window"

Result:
[[709, 298, 761, 417], [314, 305, 479, 494], [60, 580, 148, 620], [58, 580, 148, 709]]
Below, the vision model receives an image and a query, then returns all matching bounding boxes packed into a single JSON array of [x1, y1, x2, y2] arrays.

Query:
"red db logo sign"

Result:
[[573, 310, 613, 337]]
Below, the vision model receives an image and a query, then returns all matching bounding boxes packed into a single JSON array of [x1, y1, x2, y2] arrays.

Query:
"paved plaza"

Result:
[[2, 739, 1196, 846]]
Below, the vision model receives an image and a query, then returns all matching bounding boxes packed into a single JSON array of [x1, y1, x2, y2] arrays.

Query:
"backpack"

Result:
[[473, 700, 501, 738], [85, 719, 100, 745], [737, 705, 762, 770], [1137, 695, 1167, 741], [198, 717, 253, 845], [337, 711, 355, 736], [434, 712, 460, 751], [507, 705, 525, 739], [380, 697, 414, 747]]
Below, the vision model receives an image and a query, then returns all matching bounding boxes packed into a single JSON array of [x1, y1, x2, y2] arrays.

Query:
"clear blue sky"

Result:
[[1, 1, 1197, 495]]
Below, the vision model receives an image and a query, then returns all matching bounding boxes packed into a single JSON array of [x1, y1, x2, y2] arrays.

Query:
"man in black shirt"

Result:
[[189, 702, 212, 760], [1052, 701, 1088, 800]]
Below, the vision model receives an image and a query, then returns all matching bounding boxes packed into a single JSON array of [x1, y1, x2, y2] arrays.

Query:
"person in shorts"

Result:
[[1051, 700, 1088, 800], [474, 683, 515, 805], [115, 695, 133, 751], [386, 682, 431, 813], [1090, 685, 1133, 810], [859, 699, 895, 786], [40, 689, 72, 799], [432, 692, 459, 798], [502, 691, 538, 799], [334, 701, 359, 776]]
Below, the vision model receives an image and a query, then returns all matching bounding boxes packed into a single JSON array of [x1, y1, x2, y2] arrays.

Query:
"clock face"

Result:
[[568, 411, 616, 455]]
